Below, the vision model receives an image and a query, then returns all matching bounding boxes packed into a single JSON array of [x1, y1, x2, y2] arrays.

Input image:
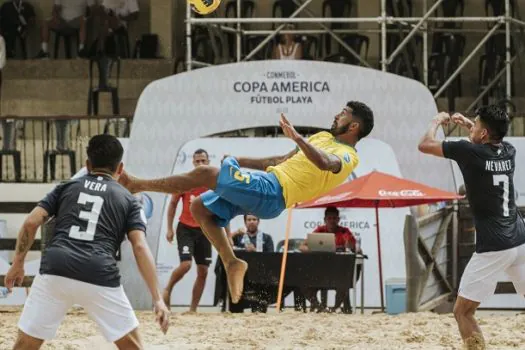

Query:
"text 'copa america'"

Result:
[[233, 79, 330, 105]]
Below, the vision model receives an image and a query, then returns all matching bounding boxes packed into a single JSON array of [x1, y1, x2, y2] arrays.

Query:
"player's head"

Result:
[[330, 101, 374, 141], [324, 206, 340, 228], [470, 105, 510, 144], [243, 214, 260, 233], [86, 134, 124, 176], [193, 149, 210, 167]]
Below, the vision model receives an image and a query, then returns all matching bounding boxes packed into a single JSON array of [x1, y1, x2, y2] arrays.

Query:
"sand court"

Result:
[[1, 307, 525, 349]]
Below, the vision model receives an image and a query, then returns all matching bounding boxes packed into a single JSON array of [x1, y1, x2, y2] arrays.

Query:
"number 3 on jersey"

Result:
[[493, 174, 510, 217], [69, 192, 104, 241]]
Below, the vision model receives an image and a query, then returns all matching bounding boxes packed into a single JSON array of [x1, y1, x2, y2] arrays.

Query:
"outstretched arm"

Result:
[[236, 149, 298, 171], [418, 112, 450, 158], [280, 114, 342, 173]]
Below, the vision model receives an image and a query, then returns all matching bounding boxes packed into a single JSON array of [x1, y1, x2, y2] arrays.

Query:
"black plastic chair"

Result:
[[478, 33, 515, 105], [224, 0, 256, 60], [271, 0, 298, 29], [430, 33, 466, 101], [43, 149, 76, 182], [87, 55, 121, 116], [340, 34, 370, 65], [324, 53, 354, 64], [322, 0, 353, 55], [486, 0, 515, 17], [0, 120, 21, 182], [244, 36, 275, 60], [43, 120, 77, 182], [300, 35, 320, 60], [435, 0, 464, 29]]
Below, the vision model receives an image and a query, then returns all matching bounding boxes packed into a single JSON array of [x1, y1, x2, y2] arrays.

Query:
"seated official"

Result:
[[230, 214, 274, 253], [227, 214, 274, 313], [300, 206, 360, 313], [300, 206, 359, 253]]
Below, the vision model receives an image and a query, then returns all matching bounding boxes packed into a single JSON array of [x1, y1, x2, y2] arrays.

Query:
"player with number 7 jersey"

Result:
[[418, 105, 525, 349]]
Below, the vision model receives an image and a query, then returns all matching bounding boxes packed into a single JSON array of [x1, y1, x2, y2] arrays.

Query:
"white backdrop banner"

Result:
[[448, 136, 525, 309], [156, 137, 409, 308]]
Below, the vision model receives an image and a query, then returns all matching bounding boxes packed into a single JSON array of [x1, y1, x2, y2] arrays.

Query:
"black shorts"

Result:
[[176, 222, 212, 266]]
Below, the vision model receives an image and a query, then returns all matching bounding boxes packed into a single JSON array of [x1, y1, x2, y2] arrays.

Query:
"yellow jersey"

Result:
[[267, 131, 359, 208]]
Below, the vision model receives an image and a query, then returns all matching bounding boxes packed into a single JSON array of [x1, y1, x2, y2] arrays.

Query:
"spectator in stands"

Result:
[[300, 206, 360, 313], [36, 0, 95, 59], [272, 24, 302, 60], [0, 0, 36, 58], [97, 0, 139, 54], [230, 214, 274, 252]]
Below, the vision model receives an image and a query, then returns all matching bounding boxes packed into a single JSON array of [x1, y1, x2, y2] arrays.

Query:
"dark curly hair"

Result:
[[347, 101, 374, 140], [87, 134, 123, 172], [476, 105, 510, 141]]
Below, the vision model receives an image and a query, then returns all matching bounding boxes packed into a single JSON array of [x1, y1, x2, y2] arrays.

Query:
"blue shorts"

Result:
[[200, 157, 286, 227]]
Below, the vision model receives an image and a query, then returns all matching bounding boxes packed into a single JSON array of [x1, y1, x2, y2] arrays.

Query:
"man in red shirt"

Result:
[[300, 206, 360, 313], [164, 149, 211, 312], [300, 206, 357, 252]]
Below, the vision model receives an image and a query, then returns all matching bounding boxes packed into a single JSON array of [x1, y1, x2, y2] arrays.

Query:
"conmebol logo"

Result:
[[378, 189, 425, 197]]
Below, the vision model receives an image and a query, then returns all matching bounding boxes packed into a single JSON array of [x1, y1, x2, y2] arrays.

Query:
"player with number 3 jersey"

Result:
[[418, 105, 525, 350], [4, 135, 169, 350]]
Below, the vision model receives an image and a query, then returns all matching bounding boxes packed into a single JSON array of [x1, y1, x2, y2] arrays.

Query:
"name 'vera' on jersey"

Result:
[[443, 140, 525, 253], [37, 173, 147, 287]]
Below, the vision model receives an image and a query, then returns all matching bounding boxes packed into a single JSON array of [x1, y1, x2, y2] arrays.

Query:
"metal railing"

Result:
[[0, 115, 133, 183], [185, 0, 525, 118]]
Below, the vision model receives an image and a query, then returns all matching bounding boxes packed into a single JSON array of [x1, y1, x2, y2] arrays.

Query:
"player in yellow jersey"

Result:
[[119, 101, 374, 304]]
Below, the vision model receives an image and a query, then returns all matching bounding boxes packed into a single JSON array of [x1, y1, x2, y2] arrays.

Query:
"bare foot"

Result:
[[226, 258, 248, 304], [162, 289, 171, 311], [182, 310, 197, 315]]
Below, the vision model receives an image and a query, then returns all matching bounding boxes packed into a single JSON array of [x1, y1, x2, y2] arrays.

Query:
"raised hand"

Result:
[[280, 113, 301, 141], [451, 113, 474, 129], [433, 112, 451, 125]]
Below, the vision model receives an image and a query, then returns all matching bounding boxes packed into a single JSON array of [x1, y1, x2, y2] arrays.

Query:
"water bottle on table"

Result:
[[355, 232, 361, 254]]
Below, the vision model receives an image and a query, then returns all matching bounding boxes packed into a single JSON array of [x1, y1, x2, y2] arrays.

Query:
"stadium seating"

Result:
[[322, 0, 353, 56]]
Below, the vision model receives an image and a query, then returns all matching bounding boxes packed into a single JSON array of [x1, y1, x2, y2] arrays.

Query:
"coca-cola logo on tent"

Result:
[[378, 189, 425, 197]]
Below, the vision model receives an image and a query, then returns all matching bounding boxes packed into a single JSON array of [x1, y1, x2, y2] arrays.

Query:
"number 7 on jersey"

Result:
[[69, 192, 105, 241], [493, 174, 510, 217]]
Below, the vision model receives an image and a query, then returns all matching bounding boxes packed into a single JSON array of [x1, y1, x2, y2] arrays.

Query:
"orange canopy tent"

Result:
[[287, 171, 464, 312]]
